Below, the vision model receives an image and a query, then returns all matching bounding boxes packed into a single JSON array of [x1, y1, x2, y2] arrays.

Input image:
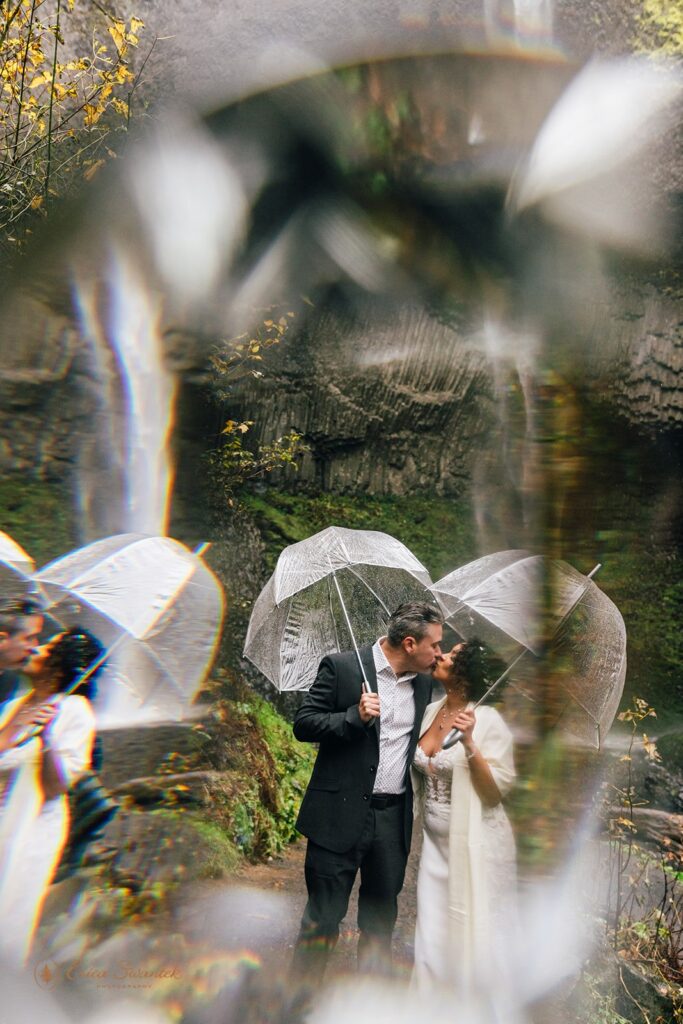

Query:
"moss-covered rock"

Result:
[[0, 475, 76, 567]]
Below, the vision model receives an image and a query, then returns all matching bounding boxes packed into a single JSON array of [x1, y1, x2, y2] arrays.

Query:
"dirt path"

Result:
[[227, 833, 421, 981]]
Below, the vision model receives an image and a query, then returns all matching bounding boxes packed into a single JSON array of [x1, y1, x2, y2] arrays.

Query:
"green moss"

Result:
[[243, 489, 476, 581], [247, 695, 316, 847], [180, 814, 242, 878], [0, 475, 76, 566], [195, 677, 316, 861]]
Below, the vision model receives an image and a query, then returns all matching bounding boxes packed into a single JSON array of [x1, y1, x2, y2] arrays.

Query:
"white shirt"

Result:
[[372, 638, 416, 794]]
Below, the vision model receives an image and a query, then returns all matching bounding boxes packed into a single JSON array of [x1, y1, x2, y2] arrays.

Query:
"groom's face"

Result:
[[402, 622, 443, 673]]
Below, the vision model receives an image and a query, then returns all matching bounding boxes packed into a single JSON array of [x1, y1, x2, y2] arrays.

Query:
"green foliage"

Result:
[[0, 1, 147, 246], [0, 474, 76, 564], [598, 551, 683, 727], [197, 675, 315, 862], [207, 422, 307, 508], [242, 488, 476, 581], [246, 695, 314, 845], [576, 971, 633, 1024]]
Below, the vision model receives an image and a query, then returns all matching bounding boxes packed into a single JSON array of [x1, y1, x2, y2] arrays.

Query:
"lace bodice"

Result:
[[413, 743, 458, 807]]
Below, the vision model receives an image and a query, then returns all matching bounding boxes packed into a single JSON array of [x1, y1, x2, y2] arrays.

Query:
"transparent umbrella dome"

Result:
[[431, 551, 627, 748], [33, 533, 225, 725], [244, 526, 434, 691]]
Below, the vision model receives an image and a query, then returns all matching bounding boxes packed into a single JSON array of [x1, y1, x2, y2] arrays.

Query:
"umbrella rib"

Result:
[[337, 531, 353, 569], [326, 575, 341, 651], [344, 565, 392, 615], [279, 596, 296, 687], [138, 644, 194, 708]]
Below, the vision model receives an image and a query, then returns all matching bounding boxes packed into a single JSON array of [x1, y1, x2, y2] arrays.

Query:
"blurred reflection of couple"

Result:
[[292, 602, 516, 992], [0, 601, 103, 967]]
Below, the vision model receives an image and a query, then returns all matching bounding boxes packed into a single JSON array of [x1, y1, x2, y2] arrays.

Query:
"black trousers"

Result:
[[292, 797, 407, 978]]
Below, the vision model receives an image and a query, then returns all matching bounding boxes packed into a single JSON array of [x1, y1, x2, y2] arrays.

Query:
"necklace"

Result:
[[437, 701, 466, 730]]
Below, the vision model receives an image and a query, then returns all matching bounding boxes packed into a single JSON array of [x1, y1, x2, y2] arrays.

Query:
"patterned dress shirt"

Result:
[[372, 637, 416, 794]]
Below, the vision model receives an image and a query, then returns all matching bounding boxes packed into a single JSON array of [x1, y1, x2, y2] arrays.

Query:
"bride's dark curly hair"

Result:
[[447, 637, 506, 703], [45, 628, 104, 700]]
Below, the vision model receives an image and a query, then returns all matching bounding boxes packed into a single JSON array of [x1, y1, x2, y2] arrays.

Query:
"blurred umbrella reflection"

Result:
[[33, 534, 224, 725]]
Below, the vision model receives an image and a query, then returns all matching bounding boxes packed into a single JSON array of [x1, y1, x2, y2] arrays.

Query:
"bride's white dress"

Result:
[[0, 694, 95, 966], [411, 701, 517, 992]]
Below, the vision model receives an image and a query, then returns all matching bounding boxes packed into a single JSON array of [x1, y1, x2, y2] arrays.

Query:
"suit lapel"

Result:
[[359, 645, 378, 693], [409, 674, 432, 752]]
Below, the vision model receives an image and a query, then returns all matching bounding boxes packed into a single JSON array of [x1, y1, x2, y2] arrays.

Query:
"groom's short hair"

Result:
[[386, 602, 443, 646], [0, 597, 43, 637]]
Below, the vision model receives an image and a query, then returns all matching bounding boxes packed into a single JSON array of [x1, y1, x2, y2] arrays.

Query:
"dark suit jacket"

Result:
[[293, 644, 433, 855]]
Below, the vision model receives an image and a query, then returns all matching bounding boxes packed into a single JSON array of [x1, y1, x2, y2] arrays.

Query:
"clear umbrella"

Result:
[[244, 526, 433, 692], [430, 551, 626, 749], [33, 533, 225, 725]]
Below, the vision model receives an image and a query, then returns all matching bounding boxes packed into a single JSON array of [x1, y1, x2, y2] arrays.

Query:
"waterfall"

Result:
[[484, 0, 554, 48], [72, 250, 177, 539]]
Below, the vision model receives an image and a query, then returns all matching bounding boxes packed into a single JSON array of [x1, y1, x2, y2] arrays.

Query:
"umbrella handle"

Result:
[[442, 727, 464, 750]]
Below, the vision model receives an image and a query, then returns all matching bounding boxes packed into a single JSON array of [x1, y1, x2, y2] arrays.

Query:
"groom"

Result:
[[0, 598, 44, 705], [292, 601, 443, 977]]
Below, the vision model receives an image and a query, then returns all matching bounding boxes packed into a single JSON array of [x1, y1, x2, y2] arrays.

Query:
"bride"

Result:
[[411, 638, 517, 992], [0, 628, 102, 966]]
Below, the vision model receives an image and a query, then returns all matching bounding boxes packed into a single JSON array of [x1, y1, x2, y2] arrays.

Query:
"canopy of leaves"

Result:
[[0, 0, 146, 248]]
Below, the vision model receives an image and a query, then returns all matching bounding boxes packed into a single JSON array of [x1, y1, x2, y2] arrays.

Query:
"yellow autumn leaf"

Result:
[[29, 195, 44, 210], [83, 102, 104, 126], [114, 64, 134, 84], [111, 98, 128, 117], [109, 22, 127, 53], [130, 17, 145, 34], [29, 73, 50, 89]]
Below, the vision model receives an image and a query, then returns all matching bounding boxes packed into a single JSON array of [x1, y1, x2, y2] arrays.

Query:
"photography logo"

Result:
[[34, 959, 60, 990]]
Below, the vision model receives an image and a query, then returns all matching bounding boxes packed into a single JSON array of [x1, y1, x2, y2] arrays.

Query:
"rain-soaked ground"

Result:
[[227, 833, 422, 979]]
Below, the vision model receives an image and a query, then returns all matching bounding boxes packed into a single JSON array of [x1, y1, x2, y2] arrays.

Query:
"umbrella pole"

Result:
[[442, 562, 602, 750], [331, 570, 373, 695]]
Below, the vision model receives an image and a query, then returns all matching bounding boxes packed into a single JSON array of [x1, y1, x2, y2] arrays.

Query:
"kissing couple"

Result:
[[291, 601, 517, 992]]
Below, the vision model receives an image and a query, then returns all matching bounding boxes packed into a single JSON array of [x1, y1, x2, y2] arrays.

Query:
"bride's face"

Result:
[[431, 642, 465, 685]]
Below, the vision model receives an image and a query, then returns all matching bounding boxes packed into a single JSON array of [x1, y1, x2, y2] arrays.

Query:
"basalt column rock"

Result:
[[230, 302, 494, 497]]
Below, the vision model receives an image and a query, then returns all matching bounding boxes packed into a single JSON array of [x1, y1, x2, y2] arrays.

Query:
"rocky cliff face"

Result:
[[229, 302, 493, 496]]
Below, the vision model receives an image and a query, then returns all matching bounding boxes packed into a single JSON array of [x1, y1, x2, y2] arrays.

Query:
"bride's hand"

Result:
[[451, 708, 475, 744], [15, 703, 58, 728]]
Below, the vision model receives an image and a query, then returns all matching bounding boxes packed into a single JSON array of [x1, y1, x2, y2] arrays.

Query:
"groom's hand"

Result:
[[359, 692, 380, 723]]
